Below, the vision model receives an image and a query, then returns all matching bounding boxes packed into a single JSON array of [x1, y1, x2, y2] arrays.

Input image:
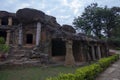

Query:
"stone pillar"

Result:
[[100, 46, 103, 57], [0, 18, 1, 25], [105, 44, 109, 56], [65, 40, 75, 66], [36, 22, 41, 46], [18, 25, 22, 45], [6, 30, 11, 45], [91, 45, 96, 60], [97, 46, 101, 59], [80, 44, 85, 62], [8, 17, 12, 26]]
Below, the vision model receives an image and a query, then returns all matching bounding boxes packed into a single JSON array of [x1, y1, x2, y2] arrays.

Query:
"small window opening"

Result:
[[2, 18, 8, 25]]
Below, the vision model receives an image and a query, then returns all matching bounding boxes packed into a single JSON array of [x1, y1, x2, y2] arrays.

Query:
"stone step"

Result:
[[10, 49, 32, 54], [11, 49, 32, 52], [11, 54, 25, 58], [9, 58, 41, 65], [8, 50, 32, 60], [9, 52, 31, 59]]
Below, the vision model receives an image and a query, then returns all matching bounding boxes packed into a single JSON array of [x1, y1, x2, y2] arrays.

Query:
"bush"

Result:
[[2, 44, 10, 53], [46, 73, 76, 80], [0, 37, 5, 44], [98, 54, 119, 69], [0, 37, 10, 53], [46, 64, 102, 80], [46, 54, 119, 80], [76, 63, 102, 80]]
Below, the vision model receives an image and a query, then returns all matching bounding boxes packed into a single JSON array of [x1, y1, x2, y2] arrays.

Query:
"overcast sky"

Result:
[[0, 0, 120, 25]]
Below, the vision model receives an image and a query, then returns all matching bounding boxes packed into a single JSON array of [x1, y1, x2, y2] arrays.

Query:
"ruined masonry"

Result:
[[0, 8, 109, 66]]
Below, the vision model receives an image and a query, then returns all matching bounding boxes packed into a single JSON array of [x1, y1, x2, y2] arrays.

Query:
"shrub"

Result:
[[46, 54, 119, 80], [0, 37, 5, 44], [98, 54, 119, 69], [113, 54, 119, 61], [46, 73, 76, 80], [98, 57, 111, 69], [2, 44, 10, 53], [76, 63, 102, 80], [0, 37, 9, 53], [47, 64, 102, 80]]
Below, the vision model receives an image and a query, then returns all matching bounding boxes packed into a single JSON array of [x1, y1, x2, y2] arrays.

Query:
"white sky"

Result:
[[0, 0, 120, 25]]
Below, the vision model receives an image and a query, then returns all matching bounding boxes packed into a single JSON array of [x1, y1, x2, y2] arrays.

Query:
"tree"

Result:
[[110, 7, 120, 38], [108, 7, 120, 47], [73, 3, 120, 39], [73, 3, 103, 38]]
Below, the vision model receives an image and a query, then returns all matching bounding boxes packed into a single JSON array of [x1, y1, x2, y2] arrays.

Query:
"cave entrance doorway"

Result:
[[52, 38, 66, 61]]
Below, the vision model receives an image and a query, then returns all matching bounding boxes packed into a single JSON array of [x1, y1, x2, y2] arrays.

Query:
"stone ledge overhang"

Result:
[[0, 25, 18, 30]]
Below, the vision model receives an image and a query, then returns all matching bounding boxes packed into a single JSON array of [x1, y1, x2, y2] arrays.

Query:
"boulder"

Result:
[[16, 8, 45, 24], [61, 25, 76, 33], [45, 15, 61, 28]]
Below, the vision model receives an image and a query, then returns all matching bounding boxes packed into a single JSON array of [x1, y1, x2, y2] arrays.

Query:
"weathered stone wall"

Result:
[[22, 24, 36, 46], [0, 8, 109, 66]]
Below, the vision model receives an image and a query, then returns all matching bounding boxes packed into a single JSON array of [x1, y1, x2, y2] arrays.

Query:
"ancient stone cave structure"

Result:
[[0, 8, 109, 65]]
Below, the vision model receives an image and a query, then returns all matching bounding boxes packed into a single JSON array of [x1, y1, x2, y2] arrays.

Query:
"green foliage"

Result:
[[116, 47, 120, 50], [46, 54, 119, 80], [98, 57, 112, 69], [98, 54, 119, 69], [108, 37, 120, 48], [46, 73, 76, 80], [0, 37, 5, 44], [0, 44, 10, 53], [46, 64, 102, 80], [76, 63, 102, 80], [73, 3, 120, 39], [0, 37, 9, 53]]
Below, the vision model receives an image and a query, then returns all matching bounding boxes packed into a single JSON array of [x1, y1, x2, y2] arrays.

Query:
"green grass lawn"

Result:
[[0, 66, 77, 80]]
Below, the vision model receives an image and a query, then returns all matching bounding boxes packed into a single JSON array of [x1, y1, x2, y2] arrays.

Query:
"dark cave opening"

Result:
[[52, 39, 66, 56]]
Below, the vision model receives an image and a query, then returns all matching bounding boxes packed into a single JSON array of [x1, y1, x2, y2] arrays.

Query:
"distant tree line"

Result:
[[73, 3, 120, 48]]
